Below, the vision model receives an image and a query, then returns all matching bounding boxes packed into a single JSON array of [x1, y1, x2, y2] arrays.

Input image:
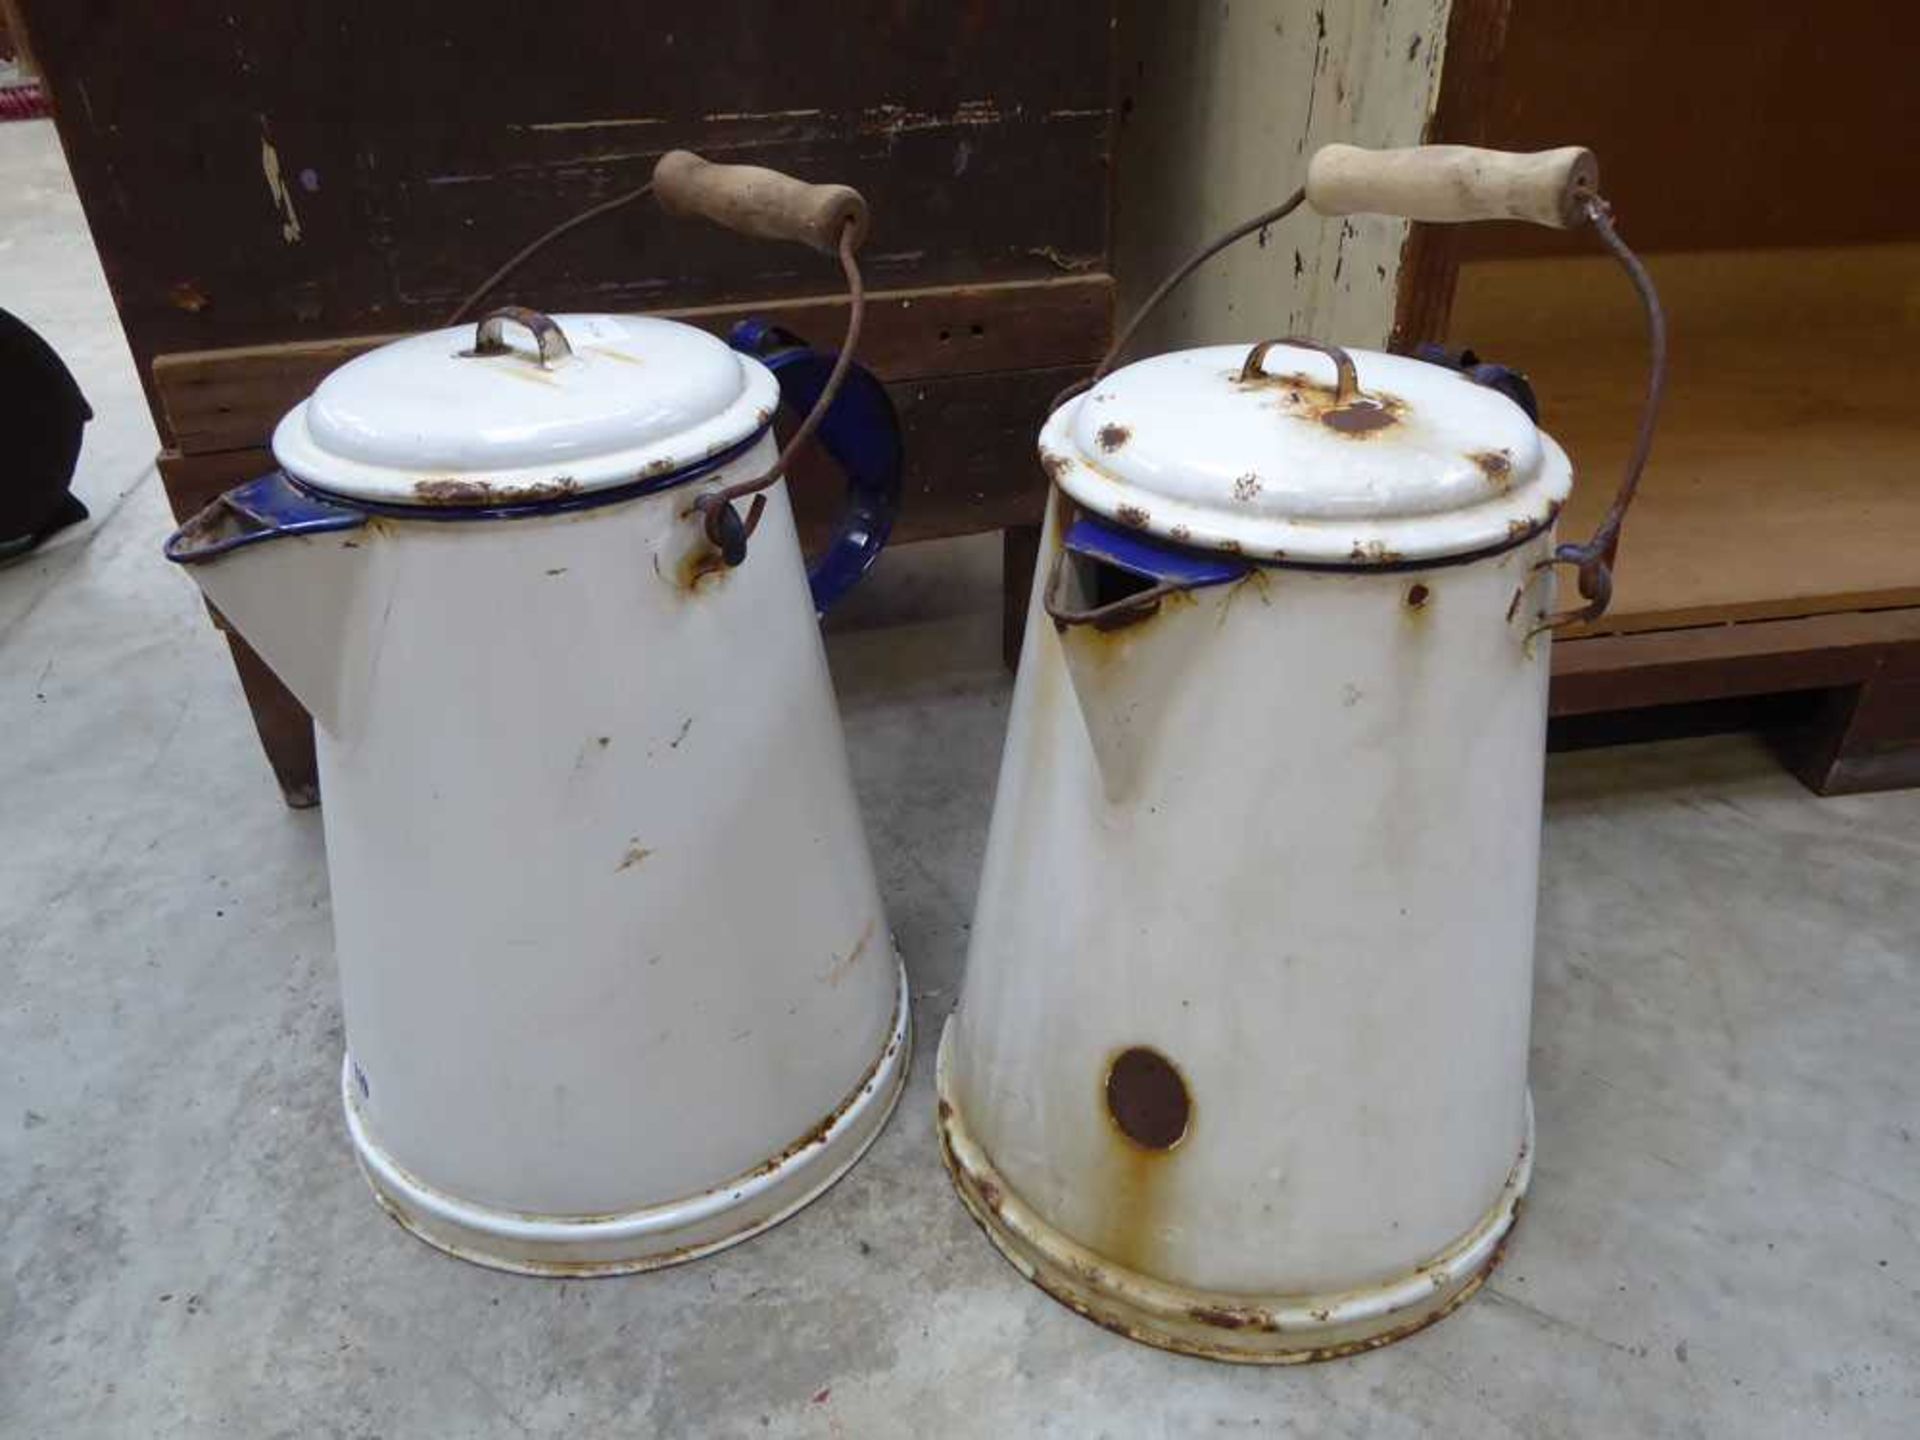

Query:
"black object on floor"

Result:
[[0, 307, 90, 560]]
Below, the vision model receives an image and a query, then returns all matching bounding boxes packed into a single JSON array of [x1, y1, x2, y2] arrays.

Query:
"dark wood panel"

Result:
[[153, 275, 1111, 454], [18, 0, 1113, 377], [1462, 0, 1920, 259]]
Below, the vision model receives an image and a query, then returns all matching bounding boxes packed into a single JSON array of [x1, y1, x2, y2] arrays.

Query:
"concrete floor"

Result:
[[3, 117, 1917, 1437]]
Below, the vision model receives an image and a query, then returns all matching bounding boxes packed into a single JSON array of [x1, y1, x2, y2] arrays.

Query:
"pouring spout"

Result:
[[165, 473, 379, 734], [1048, 516, 1246, 803]]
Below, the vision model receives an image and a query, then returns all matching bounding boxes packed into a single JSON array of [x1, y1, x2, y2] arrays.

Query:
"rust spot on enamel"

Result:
[[1321, 401, 1397, 434], [1097, 423, 1132, 452], [1349, 538, 1402, 564], [1470, 448, 1514, 486], [1405, 582, 1431, 611], [1232, 472, 1263, 502], [412, 475, 582, 506], [1116, 504, 1150, 528], [1106, 1047, 1190, 1152]]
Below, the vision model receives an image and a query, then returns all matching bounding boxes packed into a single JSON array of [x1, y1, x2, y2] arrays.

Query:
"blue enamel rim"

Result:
[[1064, 507, 1558, 584], [1063, 516, 1249, 590]]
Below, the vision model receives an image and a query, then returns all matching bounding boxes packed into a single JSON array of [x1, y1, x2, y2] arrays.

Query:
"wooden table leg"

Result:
[[1782, 641, 1920, 795], [1002, 524, 1041, 672], [224, 633, 319, 808]]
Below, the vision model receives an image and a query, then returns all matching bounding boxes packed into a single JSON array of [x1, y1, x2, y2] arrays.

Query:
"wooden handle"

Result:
[[1306, 144, 1599, 229], [652, 150, 869, 254]]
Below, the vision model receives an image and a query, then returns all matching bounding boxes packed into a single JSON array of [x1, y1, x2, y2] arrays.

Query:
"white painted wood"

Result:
[[1111, 0, 1453, 353]]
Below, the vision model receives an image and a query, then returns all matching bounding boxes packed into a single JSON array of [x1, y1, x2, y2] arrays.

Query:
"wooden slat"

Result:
[[17, 0, 1113, 389], [1549, 609, 1920, 716], [1390, 0, 1512, 351], [1452, 243, 1920, 635], [153, 274, 1112, 456], [157, 364, 1072, 547]]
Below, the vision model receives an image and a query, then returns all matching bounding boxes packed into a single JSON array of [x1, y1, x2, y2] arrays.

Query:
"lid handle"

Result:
[[1306, 144, 1599, 229], [469, 306, 573, 369], [653, 150, 869, 255], [1238, 337, 1360, 404]]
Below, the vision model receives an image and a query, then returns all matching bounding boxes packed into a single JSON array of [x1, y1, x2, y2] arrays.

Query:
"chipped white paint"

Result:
[[522, 116, 670, 132], [1112, 0, 1452, 352], [258, 123, 303, 244]]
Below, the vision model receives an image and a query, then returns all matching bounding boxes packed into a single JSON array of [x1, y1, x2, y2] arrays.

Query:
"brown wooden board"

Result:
[[1550, 609, 1920, 717], [1462, 0, 1920, 259], [1451, 243, 1920, 635], [152, 275, 1111, 455], [16, 0, 1113, 404]]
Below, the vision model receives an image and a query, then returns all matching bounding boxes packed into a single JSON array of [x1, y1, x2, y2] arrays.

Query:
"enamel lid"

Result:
[[1039, 340, 1572, 564], [271, 311, 780, 507]]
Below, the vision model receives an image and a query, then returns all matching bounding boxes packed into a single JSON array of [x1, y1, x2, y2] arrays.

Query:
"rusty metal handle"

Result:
[[1239, 337, 1360, 403], [653, 150, 869, 256], [1307, 144, 1599, 229], [1041, 546, 1186, 632], [468, 306, 573, 368], [1529, 196, 1668, 635]]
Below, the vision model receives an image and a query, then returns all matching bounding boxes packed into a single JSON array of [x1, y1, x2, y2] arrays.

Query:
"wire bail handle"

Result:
[[1065, 144, 1665, 632], [444, 151, 875, 571]]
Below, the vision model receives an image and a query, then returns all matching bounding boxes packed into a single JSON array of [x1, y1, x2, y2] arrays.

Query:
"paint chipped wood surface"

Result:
[[1110, 0, 1451, 356], [153, 275, 1111, 456], [15, 0, 1113, 392]]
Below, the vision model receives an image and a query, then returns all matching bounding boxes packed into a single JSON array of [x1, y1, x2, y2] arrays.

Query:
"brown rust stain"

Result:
[[1232, 366, 1407, 438], [1115, 504, 1150, 529], [822, 920, 876, 986], [1349, 538, 1402, 564], [1039, 449, 1072, 482], [412, 476, 581, 507], [1106, 1047, 1190, 1150], [1506, 587, 1525, 623], [1232, 472, 1263, 503], [1187, 1304, 1279, 1334], [1169, 524, 1191, 542], [741, 1006, 903, 1183], [1097, 1046, 1192, 1276], [1470, 448, 1514, 487], [1405, 582, 1431, 611], [1096, 423, 1131, 453]]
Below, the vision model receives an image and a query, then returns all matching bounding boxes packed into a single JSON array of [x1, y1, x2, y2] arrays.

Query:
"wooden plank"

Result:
[[1549, 609, 1920, 716], [158, 364, 1072, 549], [1390, 0, 1511, 351], [1452, 243, 1920, 635], [1463, 0, 1920, 259], [1111, 0, 1451, 356], [152, 275, 1111, 455], [16, 0, 1113, 393]]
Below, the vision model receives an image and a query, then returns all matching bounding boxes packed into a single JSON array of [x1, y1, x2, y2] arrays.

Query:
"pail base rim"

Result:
[[342, 958, 912, 1277], [934, 1019, 1531, 1364]]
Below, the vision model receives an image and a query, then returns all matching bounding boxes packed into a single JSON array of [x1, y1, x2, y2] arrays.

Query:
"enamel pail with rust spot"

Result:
[[165, 306, 910, 1274], [938, 337, 1568, 1360]]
